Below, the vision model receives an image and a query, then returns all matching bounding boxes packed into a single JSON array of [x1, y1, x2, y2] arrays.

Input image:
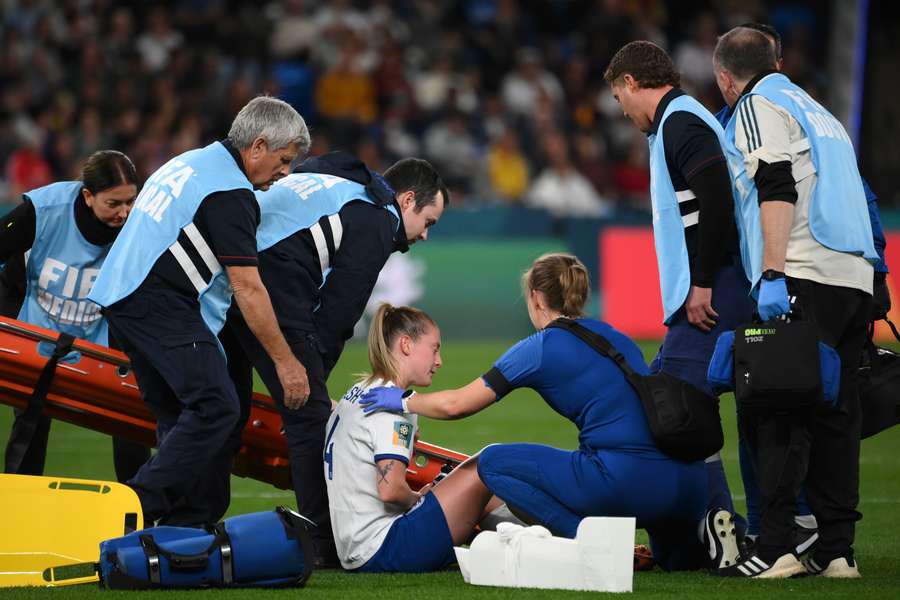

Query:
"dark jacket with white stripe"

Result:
[[257, 154, 408, 375]]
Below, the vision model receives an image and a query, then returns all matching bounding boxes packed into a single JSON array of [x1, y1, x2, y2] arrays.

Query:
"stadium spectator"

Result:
[[135, 6, 183, 72], [6, 127, 52, 201], [501, 47, 563, 117], [673, 12, 719, 94], [423, 110, 479, 194], [527, 131, 610, 217], [360, 253, 740, 572], [314, 33, 377, 132], [0, 2, 842, 211], [486, 128, 530, 203]]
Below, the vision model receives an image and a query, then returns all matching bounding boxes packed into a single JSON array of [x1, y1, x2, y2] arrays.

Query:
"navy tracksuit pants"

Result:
[[649, 263, 752, 529], [223, 308, 335, 555], [105, 284, 240, 526]]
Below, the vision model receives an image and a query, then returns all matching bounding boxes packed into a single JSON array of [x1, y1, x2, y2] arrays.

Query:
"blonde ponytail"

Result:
[[364, 303, 437, 386]]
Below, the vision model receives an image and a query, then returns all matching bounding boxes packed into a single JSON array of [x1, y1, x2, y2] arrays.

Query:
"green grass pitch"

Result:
[[1, 340, 898, 598]]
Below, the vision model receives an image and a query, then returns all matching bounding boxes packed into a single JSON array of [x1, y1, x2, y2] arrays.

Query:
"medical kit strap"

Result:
[[138, 523, 232, 585], [4, 332, 75, 473], [546, 318, 723, 462]]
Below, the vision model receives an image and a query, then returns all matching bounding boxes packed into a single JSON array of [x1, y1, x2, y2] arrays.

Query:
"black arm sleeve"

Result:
[[314, 202, 396, 374], [481, 367, 512, 401], [755, 160, 797, 205], [687, 161, 735, 287], [663, 113, 728, 186], [0, 200, 37, 261], [196, 189, 260, 266]]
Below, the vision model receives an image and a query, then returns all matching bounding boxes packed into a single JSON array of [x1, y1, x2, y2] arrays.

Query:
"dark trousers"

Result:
[[742, 277, 870, 562], [650, 263, 753, 525], [224, 309, 334, 553], [105, 286, 240, 526]]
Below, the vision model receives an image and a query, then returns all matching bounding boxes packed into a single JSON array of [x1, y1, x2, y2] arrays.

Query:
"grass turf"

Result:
[[1, 340, 898, 598]]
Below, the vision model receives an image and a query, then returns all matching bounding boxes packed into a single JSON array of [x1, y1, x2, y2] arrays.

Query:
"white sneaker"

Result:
[[805, 556, 861, 578], [755, 554, 807, 579], [719, 552, 806, 578]]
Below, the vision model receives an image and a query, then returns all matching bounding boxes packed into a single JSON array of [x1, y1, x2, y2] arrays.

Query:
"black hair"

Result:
[[81, 150, 138, 194], [383, 157, 450, 211], [713, 27, 778, 81], [739, 22, 783, 59]]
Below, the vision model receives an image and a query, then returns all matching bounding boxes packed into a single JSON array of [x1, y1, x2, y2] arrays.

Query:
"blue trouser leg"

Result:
[[229, 311, 334, 552], [478, 443, 710, 571], [477, 444, 583, 537], [651, 264, 752, 534]]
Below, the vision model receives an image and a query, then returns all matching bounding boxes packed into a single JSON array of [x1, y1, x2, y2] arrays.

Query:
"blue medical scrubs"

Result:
[[478, 318, 710, 571]]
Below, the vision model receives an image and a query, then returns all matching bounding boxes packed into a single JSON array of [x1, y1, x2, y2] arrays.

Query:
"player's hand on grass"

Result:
[[686, 285, 718, 332], [276, 356, 310, 409], [360, 386, 410, 414]]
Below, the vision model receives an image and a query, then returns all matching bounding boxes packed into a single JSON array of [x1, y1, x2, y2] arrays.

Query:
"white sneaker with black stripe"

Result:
[[703, 508, 740, 569], [804, 555, 861, 578], [719, 552, 807, 578]]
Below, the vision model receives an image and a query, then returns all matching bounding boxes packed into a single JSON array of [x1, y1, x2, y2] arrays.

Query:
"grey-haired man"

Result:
[[90, 96, 311, 527]]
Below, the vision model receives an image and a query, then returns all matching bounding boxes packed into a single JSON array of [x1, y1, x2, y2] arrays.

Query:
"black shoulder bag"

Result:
[[546, 318, 724, 463], [858, 318, 900, 439]]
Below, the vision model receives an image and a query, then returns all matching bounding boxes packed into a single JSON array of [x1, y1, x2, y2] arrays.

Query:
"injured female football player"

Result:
[[324, 302, 519, 573], [360, 253, 740, 572]]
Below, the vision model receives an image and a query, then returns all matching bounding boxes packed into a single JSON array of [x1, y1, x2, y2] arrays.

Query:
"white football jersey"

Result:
[[324, 378, 419, 570]]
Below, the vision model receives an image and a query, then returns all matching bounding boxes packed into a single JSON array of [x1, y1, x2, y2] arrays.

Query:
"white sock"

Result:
[[795, 514, 818, 529], [479, 504, 527, 531]]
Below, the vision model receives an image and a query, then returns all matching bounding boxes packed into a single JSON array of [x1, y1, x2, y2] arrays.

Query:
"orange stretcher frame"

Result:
[[0, 317, 467, 491]]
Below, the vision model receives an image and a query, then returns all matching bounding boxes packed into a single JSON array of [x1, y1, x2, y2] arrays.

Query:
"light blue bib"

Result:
[[89, 142, 252, 338], [722, 74, 877, 292], [648, 94, 732, 323], [18, 182, 110, 344]]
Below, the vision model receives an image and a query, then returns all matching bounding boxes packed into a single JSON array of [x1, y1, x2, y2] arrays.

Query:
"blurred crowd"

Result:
[[1, 0, 826, 215]]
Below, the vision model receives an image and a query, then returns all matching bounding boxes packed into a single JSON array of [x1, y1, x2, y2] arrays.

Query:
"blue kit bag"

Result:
[[98, 506, 315, 589]]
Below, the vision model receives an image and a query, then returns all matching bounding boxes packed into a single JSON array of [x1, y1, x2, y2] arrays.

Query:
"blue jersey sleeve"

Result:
[[481, 332, 543, 400], [714, 105, 732, 128], [863, 177, 888, 273]]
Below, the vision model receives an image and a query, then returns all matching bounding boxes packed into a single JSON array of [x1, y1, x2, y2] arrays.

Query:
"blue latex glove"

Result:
[[757, 277, 790, 321], [359, 386, 408, 414]]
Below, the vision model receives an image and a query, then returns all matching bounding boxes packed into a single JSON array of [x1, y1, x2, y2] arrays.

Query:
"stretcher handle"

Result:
[[0, 319, 130, 367]]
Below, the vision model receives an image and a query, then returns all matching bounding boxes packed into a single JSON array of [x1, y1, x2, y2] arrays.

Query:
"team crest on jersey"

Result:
[[393, 421, 412, 449]]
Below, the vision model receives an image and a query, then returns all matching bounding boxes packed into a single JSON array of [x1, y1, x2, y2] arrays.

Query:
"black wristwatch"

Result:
[[762, 269, 785, 281]]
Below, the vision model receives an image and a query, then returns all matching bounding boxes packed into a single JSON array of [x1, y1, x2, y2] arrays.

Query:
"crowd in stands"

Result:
[[1, 0, 825, 215]]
